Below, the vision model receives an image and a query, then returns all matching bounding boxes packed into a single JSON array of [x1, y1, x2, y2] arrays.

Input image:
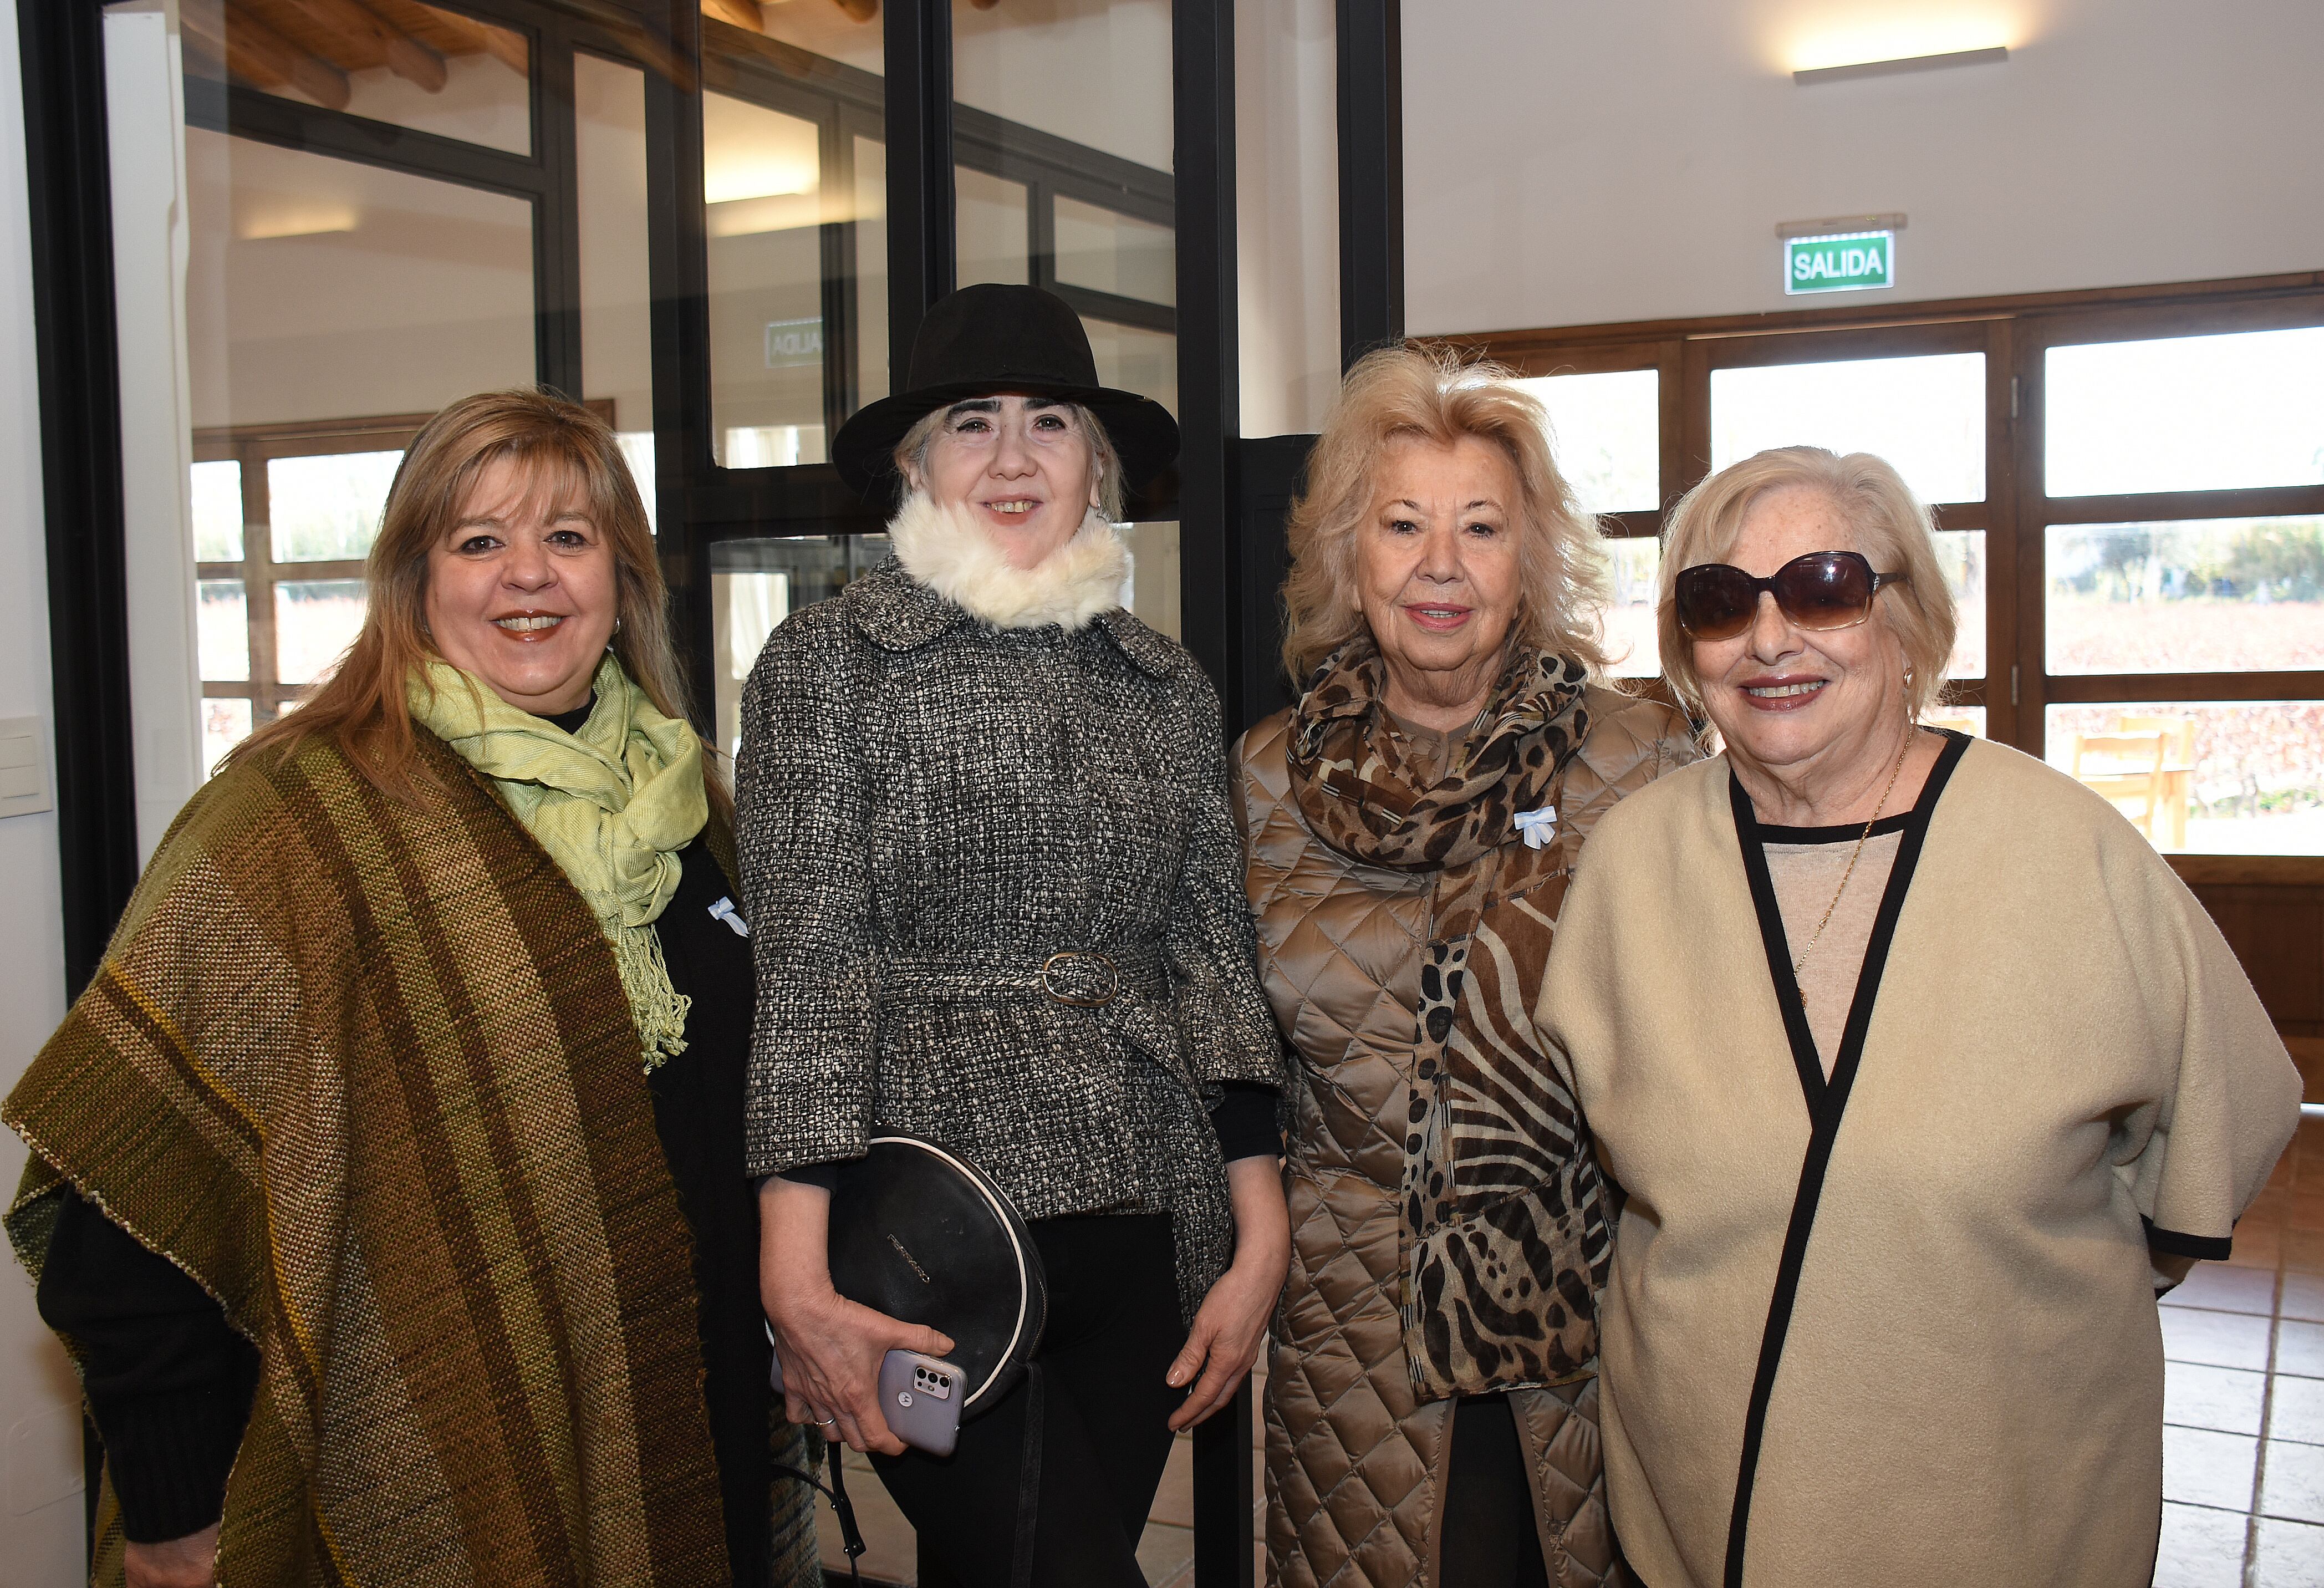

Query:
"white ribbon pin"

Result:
[[709, 897, 750, 938], [1513, 807, 1558, 849]]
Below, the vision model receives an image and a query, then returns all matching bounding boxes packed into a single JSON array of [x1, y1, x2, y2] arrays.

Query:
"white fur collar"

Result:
[[887, 491, 1128, 632]]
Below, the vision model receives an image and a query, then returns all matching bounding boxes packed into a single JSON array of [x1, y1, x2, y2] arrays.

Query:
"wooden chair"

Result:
[[2112, 714, 2197, 846], [2072, 731, 2169, 839], [2113, 714, 2196, 764]]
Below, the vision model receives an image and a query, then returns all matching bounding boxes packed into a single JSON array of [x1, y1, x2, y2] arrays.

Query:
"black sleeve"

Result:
[[1210, 1082, 1282, 1163], [35, 1190, 259, 1544], [776, 1162, 842, 1193]]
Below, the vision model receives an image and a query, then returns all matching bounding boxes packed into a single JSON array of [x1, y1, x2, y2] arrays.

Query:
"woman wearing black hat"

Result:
[[739, 284, 1290, 1587]]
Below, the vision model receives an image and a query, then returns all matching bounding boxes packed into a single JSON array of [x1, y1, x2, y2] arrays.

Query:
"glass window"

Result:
[[1603, 536, 1660, 678], [1508, 369, 1658, 516], [2046, 328, 2324, 498], [704, 7, 884, 439], [958, 167, 1030, 288], [2045, 703, 2324, 855], [180, 0, 532, 155], [949, 0, 1175, 490], [1084, 319, 1177, 419], [711, 535, 891, 759], [1710, 353, 1986, 505], [1924, 705, 1987, 738], [575, 53, 655, 526], [268, 451, 400, 562], [2046, 518, 2324, 675], [191, 458, 243, 559], [202, 698, 253, 778], [1054, 196, 1174, 306], [952, 0, 1171, 171], [197, 579, 248, 682], [1933, 528, 1986, 680], [759, 1, 884, 72], [705, 91, 829, 468], [1122, 522, 1180, 640], [273, 578, 368, 686], [186, 131, 534, 424], [185, 123, 529, 767]]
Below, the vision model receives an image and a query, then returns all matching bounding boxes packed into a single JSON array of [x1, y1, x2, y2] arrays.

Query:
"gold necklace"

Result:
[[1790, 731, 1914, 977]]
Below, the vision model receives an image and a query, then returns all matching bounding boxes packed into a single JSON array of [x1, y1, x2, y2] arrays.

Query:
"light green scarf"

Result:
[[408, 653, 709, 1071]]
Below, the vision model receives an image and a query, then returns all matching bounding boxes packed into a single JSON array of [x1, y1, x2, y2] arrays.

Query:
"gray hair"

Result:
[[893, 398, 1125, 522], [1657, 446, 1958, 724]]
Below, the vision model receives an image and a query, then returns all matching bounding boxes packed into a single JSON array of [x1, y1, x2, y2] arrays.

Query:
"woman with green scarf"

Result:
[[4, 390, 816, 1588]]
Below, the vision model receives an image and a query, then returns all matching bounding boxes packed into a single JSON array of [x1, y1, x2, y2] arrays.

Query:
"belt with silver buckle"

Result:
[[1039, 950, 1122, 1007]]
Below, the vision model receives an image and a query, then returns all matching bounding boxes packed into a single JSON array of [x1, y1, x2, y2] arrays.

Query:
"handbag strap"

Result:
[[1010, 1361, 1044, 1588]]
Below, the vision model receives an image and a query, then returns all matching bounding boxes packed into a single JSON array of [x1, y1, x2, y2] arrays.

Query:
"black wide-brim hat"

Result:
[[831, 283, 1180, 501]]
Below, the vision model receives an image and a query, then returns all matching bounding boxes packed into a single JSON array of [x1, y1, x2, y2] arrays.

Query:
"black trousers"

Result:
[[1441, 1393, 1550, 1588], [873, 1213, 1184, 1588]]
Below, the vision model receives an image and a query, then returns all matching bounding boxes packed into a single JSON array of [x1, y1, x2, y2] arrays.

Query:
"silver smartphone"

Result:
[[765, 1330, 966, 1458], [876, 1350, 965, 1457]]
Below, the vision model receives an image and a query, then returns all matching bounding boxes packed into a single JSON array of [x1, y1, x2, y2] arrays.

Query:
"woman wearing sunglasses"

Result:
[[1532, 445, 2298, 1587]]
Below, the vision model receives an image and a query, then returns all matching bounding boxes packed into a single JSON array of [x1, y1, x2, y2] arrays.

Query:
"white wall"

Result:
[[1405, 0, 2324, 335], [0, 0, 95, 1576]]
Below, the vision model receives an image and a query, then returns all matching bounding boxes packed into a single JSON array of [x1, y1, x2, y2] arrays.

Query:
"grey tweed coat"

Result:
[[735, 563, 1285, 1316]]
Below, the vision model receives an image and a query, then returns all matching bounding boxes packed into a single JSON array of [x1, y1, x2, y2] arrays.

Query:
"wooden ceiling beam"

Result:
[[701, 0, 765, 34], [216, 0, 353, 109], [475, 23, 529, 77], [369, 0, 528, 78], [181, 3, 289, 94], [276, 0, 450, 91]]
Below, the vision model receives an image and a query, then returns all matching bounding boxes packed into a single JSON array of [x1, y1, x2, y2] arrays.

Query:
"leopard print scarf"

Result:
[[1285, 639, 1587, 930], [1287, 639, 1611, 1400]]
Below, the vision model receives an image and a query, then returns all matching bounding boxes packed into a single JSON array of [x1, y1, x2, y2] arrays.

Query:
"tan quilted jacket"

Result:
[[1233, 686, 1696, 1588]]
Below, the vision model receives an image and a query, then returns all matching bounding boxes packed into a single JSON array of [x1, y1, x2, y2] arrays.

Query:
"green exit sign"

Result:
[[1785, 230, 1895, 294]]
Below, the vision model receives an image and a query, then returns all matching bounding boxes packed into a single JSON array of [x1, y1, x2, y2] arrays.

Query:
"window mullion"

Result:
[[883, 0, 956, 389]]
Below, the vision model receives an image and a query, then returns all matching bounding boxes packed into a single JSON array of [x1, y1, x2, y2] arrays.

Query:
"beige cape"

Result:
[[1539, 735, 2298, 1588]]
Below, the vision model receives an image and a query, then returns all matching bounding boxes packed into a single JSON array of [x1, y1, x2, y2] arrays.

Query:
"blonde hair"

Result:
[[1278, 344, 1612, 685], [1656, 446, 1956, 724], [230, 388, 725, 820], [894, 398, 1125, 522]]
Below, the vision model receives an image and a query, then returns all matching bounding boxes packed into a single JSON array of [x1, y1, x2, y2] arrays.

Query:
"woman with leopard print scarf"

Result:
[[1234, 346, 1698, 1588]]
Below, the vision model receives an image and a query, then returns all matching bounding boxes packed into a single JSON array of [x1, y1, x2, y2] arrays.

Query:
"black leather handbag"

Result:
[[826, 1131, 1048, 1421]]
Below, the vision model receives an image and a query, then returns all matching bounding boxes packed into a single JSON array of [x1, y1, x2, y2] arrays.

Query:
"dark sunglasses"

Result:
[[1672, 551, 1908, 642]]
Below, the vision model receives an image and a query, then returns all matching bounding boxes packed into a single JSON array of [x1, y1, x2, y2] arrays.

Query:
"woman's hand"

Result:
[[758, 1177, 953, 1457], [1167, 1155, 1291, 1431], [124, 1524, 220, 1588]]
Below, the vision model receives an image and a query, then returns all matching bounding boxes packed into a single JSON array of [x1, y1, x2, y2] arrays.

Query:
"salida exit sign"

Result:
[[1785, 229, 1896, 294]]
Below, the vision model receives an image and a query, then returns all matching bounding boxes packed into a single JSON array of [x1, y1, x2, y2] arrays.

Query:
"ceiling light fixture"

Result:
[[1795, 45, 2008, 85], [237, 204, 360, 241]]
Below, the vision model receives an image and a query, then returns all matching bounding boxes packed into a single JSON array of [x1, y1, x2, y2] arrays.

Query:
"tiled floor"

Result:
[[2158, 1107, 2324, 1587], [815, 1364, 1267, 1586]]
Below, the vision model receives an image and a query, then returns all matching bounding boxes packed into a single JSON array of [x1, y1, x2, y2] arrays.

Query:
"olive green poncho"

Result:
[[6, 729, 734, 1587]]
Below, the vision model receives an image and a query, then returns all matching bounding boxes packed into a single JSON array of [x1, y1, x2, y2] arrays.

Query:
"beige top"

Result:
[[1384, 708, 1465, 783], [1763, 826, 1903, 1074], [1536, 737, 2301, 1588]]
